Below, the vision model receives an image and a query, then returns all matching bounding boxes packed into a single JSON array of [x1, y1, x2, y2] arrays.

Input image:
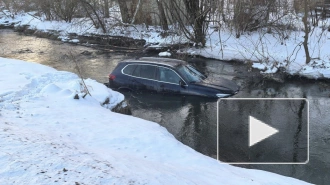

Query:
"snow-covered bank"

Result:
[[0, 58, 310, 184], [182, 28, 330, 79]]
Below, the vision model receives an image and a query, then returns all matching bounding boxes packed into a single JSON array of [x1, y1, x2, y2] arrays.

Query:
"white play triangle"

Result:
[[249, 116, 279, 147]]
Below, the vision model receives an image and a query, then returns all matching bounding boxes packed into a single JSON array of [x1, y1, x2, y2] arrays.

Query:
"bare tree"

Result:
[[79, 0, 107, 33], [104, 0, 109, 18], [52, 0, 79, 22], [130, 0, 142, 24], [163, 0, 211, 46], [232, 0, 278, 38], [117, 0, 131, 23], [183, 0, 211, 46], [156, 0, 168, 30], [186, 0, 212, 46], [37, 0, 53, 20], [302, 0, 311, 64]]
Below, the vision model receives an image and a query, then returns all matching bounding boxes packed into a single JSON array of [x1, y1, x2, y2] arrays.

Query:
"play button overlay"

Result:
[[217, 98, 309, 164], [249, 116, 279, 147]]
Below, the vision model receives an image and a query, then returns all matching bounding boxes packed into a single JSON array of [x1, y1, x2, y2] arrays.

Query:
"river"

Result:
[[1, 29, 329, 184]]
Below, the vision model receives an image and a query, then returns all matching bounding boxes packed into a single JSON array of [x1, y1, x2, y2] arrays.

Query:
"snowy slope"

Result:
[[0, 57, 310, 184]]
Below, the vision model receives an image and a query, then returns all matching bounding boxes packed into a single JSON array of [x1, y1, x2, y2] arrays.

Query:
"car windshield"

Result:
[[176, 65, 206, 83]]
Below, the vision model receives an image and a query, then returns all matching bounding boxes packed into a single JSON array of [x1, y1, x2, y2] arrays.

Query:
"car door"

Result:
[[131, 64, 158, 93], [156, 66, 182, 95]]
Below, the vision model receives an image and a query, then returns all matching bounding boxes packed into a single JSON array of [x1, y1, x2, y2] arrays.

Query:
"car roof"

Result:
[[121, 57, 186, 67]]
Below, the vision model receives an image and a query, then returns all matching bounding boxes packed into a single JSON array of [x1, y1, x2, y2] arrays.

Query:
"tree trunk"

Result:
[[183, 0, 208, 46], [303, 0, 311, 64], [194, 13, 207, 46], [156, 0, 168, 30], [130, 0, 142, 24], [220, 0, 226, 23], [117, 0, 131, 23], [104, 0, 109, 18]]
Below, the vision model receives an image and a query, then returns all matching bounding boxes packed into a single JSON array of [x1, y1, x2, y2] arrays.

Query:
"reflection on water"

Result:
[[1, 29, 330, 184], [0, 29, 126, 83], [218, 99, 308, 163]]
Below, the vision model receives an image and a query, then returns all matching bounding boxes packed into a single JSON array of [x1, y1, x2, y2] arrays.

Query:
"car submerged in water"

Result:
[[108, 57, 240, 98]]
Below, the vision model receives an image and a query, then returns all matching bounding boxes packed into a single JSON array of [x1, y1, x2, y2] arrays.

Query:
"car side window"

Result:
[[131, 64, 156, 80], [158, 67, 181, 84], [122, 64, 136, 75], [132, 65, 141, 77], [139, 65, 156, 79]]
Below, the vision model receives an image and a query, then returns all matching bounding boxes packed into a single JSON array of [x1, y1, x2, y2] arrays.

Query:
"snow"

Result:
[[68, 39, 80, 43], [158, 51, 171, 57], [252, 63, 267, 70], [0, 58, 124, 111], [0, 57, 310, 184], [300, 59, 330, 79]]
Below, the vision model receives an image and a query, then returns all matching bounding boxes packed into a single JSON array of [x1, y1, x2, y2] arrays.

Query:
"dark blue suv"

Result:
[[108, 57, 239, 98]]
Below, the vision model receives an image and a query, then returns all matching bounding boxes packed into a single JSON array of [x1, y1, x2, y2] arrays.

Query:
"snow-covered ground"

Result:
[[183, 27, 330, 79], [0, 8, 329, 79], [0, 57, 310, 184]]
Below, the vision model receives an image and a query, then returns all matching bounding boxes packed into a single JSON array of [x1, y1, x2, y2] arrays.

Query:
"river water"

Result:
[[1, 29, 329, 184]]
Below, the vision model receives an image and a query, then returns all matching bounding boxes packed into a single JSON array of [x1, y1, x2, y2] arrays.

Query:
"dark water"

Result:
[[1, 29, 330, 184]]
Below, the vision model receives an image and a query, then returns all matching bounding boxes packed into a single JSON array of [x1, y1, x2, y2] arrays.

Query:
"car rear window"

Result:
[[122, 64, 136, 75]]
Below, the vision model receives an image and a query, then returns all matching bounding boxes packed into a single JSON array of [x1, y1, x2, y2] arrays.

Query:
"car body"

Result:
[[108, 57, 240, 98]]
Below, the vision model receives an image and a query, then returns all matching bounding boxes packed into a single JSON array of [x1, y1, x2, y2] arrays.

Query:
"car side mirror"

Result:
[[179, 80, 186, 87]]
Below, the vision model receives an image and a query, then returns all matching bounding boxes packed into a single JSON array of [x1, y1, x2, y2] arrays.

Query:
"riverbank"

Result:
[[1, 10, 329, 81]]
